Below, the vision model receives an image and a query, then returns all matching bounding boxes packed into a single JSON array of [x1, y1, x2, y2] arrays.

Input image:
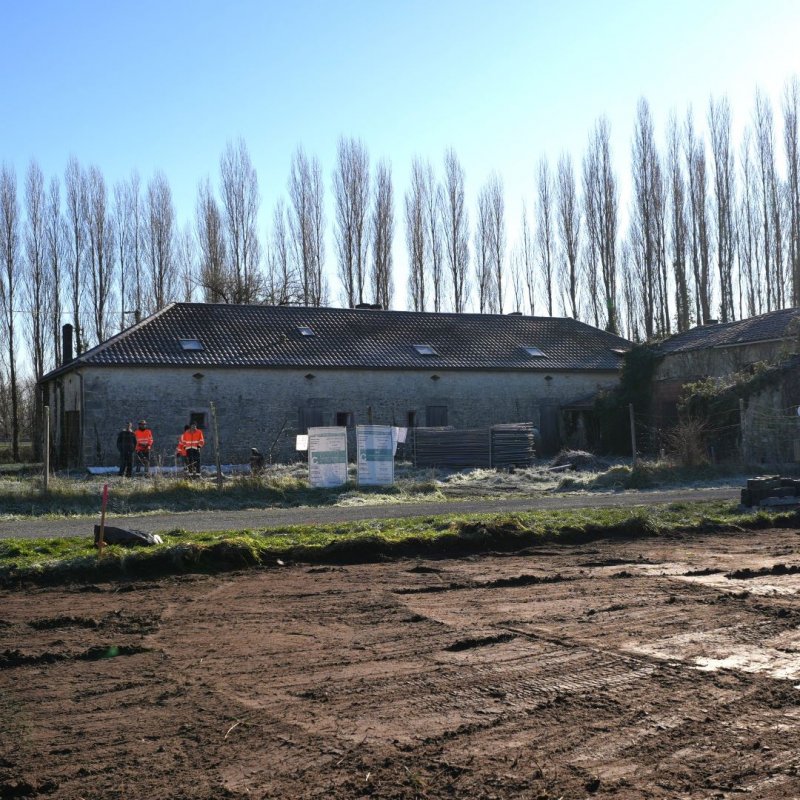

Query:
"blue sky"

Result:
[[3, 0, 799, 309]]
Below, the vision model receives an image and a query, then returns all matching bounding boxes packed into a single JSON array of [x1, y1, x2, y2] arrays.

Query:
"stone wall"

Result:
[[52, 365, 620, 466]]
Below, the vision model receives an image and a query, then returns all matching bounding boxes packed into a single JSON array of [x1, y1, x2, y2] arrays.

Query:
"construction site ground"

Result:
[[3, 525, 800, 799]]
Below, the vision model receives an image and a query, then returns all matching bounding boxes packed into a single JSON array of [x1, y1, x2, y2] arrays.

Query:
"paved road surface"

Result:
[[0, 486, 740, 539]]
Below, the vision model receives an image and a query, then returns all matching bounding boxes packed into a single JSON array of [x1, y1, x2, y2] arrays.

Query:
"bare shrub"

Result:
[[664, 419, 708, 467]]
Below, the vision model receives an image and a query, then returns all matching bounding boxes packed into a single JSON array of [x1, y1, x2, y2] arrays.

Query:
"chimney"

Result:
[[134, 309, 142, 324], [62, 324, 74, 366]]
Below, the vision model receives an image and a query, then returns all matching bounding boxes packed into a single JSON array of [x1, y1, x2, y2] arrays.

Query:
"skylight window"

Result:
[[179, 338, 205, 351], [297, 326, 315, 336], [522, 346, 547, 358], [413, 344, 438, 356]]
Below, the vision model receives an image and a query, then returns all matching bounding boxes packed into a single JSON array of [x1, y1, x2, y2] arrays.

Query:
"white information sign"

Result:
[[308, 427, 348, 487], [357, 424, 395, 486]]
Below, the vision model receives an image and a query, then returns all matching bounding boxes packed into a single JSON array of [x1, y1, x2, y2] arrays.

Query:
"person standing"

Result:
[[134, 419, 154, 475], [116, 422, 136, 477], [181, 421, 205, 475], [176, 425, 189, 471]]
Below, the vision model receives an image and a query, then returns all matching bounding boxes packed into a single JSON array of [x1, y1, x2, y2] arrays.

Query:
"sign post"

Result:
[[356, 425, 395, 486], [308, 427, 348, 488], [97, 483, 109, 557]]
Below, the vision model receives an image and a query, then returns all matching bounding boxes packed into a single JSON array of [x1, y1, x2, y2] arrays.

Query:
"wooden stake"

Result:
[[43, 405, 50, 493], [629, 403, 637, 468], [210, 401, 222, 489], [97, 483, 109, 556]]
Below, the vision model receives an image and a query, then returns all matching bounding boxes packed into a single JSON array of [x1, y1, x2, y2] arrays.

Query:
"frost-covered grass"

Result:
[[0, 457, 753, 521]]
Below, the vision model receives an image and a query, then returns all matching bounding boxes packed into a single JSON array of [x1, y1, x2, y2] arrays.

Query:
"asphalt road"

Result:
[[0, 486, 740, 539]]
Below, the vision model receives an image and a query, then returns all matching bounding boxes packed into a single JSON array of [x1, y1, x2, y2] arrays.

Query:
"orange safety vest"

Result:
[[135, 428, 153, 451], [181, 428, 205, 450], [176, 438, 187, 457]]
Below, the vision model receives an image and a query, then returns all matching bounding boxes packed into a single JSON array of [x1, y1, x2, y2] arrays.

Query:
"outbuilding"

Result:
[[39, 303, 632, 467]]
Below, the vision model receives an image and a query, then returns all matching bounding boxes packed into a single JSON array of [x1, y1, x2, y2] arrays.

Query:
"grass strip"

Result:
[[1, 501, 797, 589]]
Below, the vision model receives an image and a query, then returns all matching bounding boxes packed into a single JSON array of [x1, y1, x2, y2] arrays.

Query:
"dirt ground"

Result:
[[3, 528, 800, 799]]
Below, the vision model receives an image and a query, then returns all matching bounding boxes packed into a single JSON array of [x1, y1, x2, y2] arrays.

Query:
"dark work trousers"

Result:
[[186, 447, 200, 475], [119, 450, 134, 477], [135, 449, 150, 474]]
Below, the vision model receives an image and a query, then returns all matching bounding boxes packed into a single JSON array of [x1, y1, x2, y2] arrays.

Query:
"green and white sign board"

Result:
[[356, 424, 395, 486], [308, 427, 348, 487]]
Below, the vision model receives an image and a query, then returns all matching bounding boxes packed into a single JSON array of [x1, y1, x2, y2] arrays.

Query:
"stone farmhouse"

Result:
[[39, 303, 632, 467]]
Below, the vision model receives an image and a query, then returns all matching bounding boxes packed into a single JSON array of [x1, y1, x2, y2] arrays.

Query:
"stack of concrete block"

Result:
[[741, 476, 800, 508]]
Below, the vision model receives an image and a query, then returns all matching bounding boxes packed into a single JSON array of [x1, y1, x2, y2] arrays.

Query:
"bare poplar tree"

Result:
[[486, 173, 506, 313], [266, 198, 299, 305], [519, 201, 535, 315], [423, 161, 444, 311], [113, 180, 132, 331], [220, 138, 262, 303], [474, 181, 494, 313], [556, 153, 581, 319], [785, 76, 800, 305], [288, 147, 325, 306], [24, 161, 48, 383], [685, 110, 712, 324], [584, 117, 619, 333], [739, 127, 761, 316], [371, 159, 394, 309], [195, 178, 228, 302], [44, 176, 65, 366], [509, 243, 525, 312], [85, 165, 114, 345], [175, 223, 196, 301], [536, 158, 555, 316], [333, 137, 370, 307], [620, 240, 641, 341], [145, 171, 176, 312], [667, 113, 691, 331], [0, 165, 21, 461], [442, 149, 469, 312], [708, 96, 736, 322], [630, 99, 661, 338], [405, 158, 427, 311], [64, 157, 86, 354], [128, 172, 144, 318]]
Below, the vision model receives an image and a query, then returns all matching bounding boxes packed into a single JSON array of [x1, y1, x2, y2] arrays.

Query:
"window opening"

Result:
[[413, 344, 438, 356], [522, 346, 547, 357], [189, 412, 207, 429], [179, 338, 204, 351]]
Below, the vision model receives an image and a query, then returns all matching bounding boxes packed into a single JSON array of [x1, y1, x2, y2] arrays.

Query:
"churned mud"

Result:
[[3, 528, 800, 798]]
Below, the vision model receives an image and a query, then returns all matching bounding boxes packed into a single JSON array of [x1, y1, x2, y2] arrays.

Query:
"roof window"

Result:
[[413, 344, 438, 356], [522, 346, 547, 357], [179, 338, 205, 351], [297, 326, 315, 336]]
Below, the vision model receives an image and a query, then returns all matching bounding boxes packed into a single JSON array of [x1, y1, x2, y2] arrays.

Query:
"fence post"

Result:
[[739, 398, 746, 465], [210, 401, 222, 489], [43, 405, 50, 493], [629, 403, 637, 468]]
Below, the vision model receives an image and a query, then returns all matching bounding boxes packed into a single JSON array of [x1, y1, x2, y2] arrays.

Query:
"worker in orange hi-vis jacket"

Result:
[[181, 422, 205, 476], [175, 425, 189, 470], [134, 420, 154, 475]]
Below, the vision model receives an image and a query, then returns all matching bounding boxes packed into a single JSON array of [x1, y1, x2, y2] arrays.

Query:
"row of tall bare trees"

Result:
[[2, 79, 800, 458]]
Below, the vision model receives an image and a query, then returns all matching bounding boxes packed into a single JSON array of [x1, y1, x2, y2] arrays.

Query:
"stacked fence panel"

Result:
[[412, 422, 536, 468], [413, 427, 491, 468], [491, 423, 536, 467]]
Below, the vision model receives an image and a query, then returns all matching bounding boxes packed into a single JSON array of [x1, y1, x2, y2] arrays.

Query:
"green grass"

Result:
[[2, 500, 797, 589]]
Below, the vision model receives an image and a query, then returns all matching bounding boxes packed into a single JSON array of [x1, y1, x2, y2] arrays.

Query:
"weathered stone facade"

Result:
[[44, 365, 620, 467]]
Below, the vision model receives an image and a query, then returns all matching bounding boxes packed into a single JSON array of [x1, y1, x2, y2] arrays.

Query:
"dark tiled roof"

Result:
[[654, 308, 800, 355], [43, 303, 632, 379]]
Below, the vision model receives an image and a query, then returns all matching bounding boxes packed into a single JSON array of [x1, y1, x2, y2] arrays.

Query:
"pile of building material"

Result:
[[491, 423, 537, 468], [740, 476, 800, 508], [412, 423, 536, 469]]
